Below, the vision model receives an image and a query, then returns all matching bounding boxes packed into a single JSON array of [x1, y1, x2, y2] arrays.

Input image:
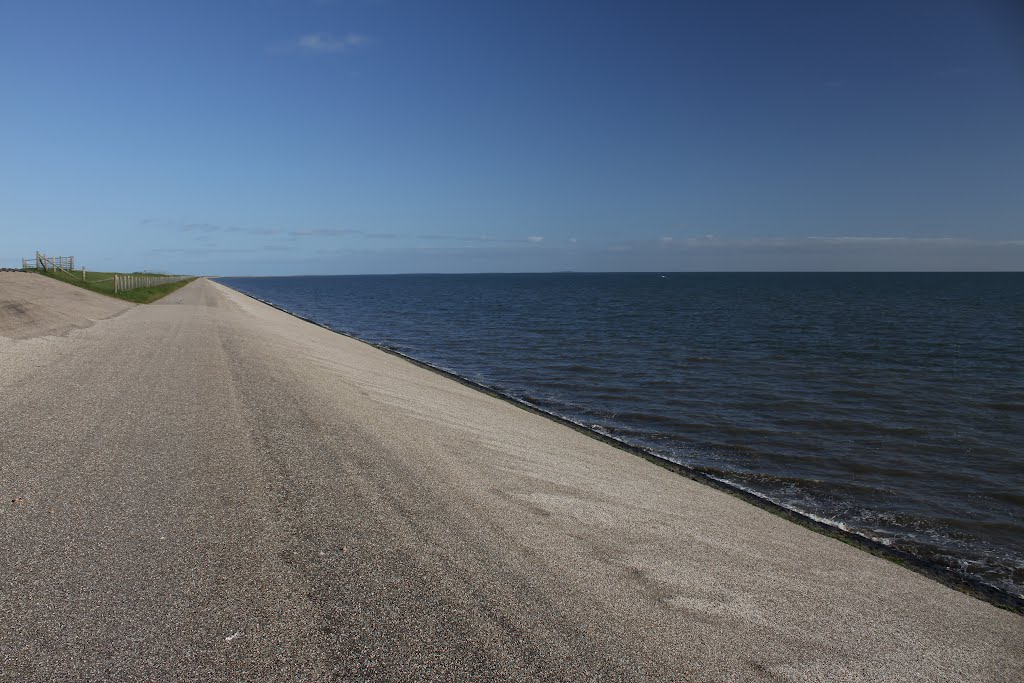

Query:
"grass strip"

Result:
[[36, 268, 196, 304]]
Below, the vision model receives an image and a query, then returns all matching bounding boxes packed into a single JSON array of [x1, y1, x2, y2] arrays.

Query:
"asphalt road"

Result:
[[1, 276, 1021, 681]]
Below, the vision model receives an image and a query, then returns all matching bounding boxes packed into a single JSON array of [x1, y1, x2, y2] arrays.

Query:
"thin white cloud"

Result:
[[606, 235, 1024, 253], [224, 226, 279, 236], [181, 222, 220, 233], [181, 223, 280, 236], [416, 234, 542, 244], [289, 228, 360, 237], [288, 228, 399, 239], [152, 246, 290, 256], [804, 236, 965, 246], [296, 33, 370, 53]]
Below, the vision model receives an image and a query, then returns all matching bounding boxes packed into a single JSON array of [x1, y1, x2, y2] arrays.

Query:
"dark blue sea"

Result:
[[218, 272, 1024, 600]]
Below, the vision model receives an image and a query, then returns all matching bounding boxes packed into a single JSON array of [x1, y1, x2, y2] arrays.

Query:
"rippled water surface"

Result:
[[219, 273, 1024, 598]]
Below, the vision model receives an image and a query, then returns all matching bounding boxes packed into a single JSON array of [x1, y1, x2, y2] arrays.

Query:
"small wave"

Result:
[[559, 363, 602, 374], [983, 402, 1024, 412], [697, 474, 856, 534]]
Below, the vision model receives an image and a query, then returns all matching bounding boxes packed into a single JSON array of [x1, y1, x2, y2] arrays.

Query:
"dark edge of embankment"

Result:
[[214, 279, 1024, 615]]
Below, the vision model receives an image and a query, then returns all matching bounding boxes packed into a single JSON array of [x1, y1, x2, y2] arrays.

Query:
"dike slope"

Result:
[[0, 271, 133, 340]]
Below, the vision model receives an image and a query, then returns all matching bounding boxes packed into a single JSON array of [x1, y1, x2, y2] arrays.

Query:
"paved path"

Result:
[[1, 277, 1021, 681]]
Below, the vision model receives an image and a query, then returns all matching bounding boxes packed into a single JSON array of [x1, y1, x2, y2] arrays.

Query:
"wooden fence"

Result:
[[23, 252, 74, 272], [114, 274, 191, 293], [21, 250, 189, 293]]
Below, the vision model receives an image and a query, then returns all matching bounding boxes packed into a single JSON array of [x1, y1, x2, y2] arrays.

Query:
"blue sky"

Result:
[[2, 0, 1022, 274]]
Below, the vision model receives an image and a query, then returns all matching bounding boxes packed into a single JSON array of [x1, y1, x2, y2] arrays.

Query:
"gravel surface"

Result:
[[1, 277, 1021, 681]]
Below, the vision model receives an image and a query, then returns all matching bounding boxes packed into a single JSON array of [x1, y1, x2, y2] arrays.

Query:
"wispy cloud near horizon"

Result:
[[180, 223, 281, 236], [151, 245, 290, 256], [594, 234, 1024, 271], [416, 234, 545, 244], [146, 220, 1023, 273], [613, 235, 1024, 250], [158, 220, 548, 245], [289, 228, 361, 237]]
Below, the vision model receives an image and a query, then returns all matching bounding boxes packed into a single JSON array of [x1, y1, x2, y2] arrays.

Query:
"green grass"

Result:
[[36, 268, 197, 304]]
